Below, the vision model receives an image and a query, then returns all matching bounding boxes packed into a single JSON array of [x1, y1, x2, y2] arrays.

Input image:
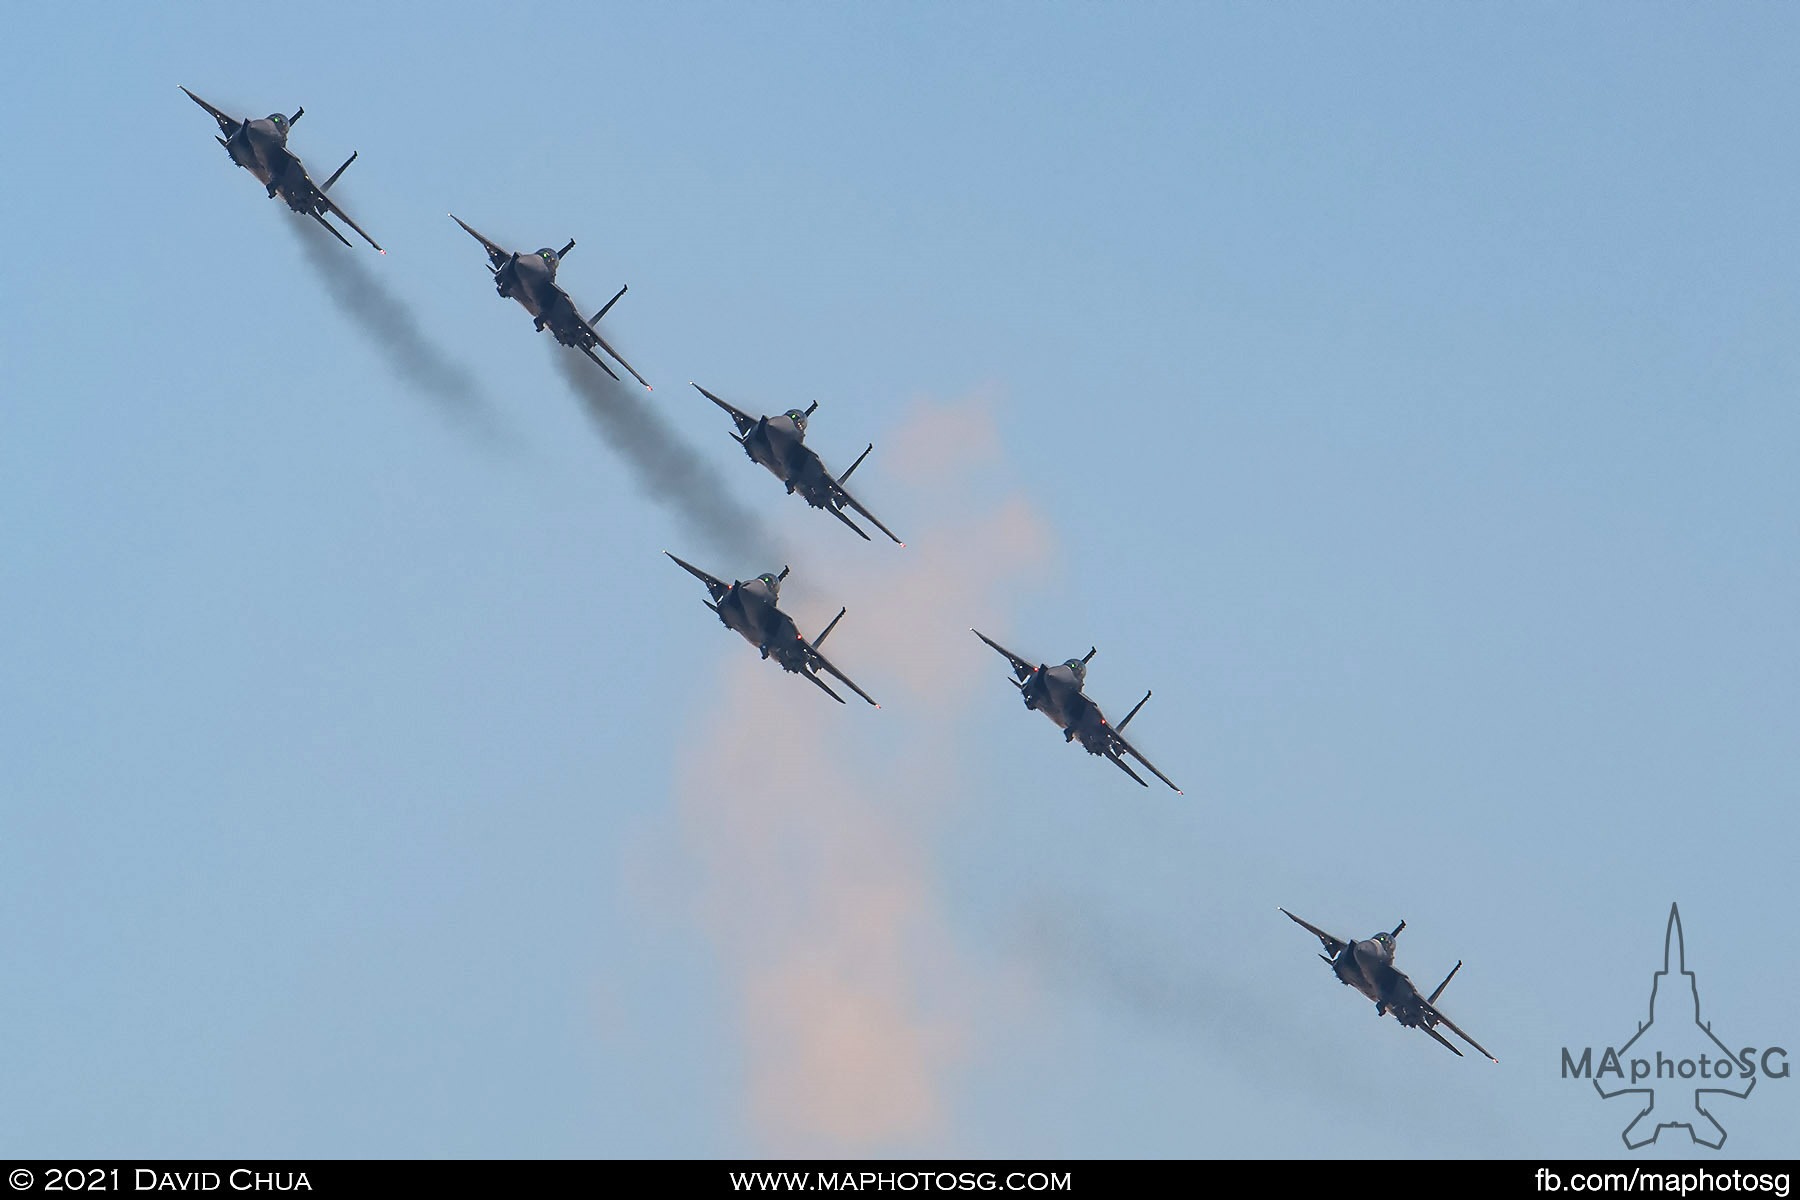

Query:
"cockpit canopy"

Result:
[[784, 408, 809, 432], [267, 114, 289, 133], [756, 572, 780, 591], [1063, 658, 1087, 680], [536, 248, 559, 272]]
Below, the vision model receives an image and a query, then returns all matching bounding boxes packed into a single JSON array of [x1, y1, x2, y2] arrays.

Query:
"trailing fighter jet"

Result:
[[690, 383, 903, 545], [180, 87, 383, 252], [971, 630, 1181, 792], [667, 553, 878, 706], [1280, 908, 1498, 1062], [450, 216, 650, 389]]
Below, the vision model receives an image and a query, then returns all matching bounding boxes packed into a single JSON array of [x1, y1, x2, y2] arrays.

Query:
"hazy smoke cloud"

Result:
[[552, 353, 780, 563], [673, 391, 1055, 1153], [288, 220, 513, 443]]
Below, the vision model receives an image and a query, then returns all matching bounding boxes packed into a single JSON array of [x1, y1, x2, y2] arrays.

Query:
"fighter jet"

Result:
[[450, 216, 650, 389], [181, 87, 383, 252], [971, 630, 1181, 792], [690, 383, 903, 545], [1280, 908, 1498, 1062], [667, 553, 878, 706]]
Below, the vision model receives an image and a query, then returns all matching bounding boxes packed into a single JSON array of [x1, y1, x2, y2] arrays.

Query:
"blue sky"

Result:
[[2, 2, 1796, 1158]]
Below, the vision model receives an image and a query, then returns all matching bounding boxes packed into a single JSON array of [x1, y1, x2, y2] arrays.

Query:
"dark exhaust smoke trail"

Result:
[[552, 351, 780, 562], [287, 220, 514, 445]]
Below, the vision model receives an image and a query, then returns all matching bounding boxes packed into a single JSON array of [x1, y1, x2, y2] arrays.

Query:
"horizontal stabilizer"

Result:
[[829, 506, 871, 541], [578, 343, 622, 382], [804, 670, 846, 704], [1105, 751, 1150, 788], [1421, 1023, 1465, 1058], [310, 212, 352, 247]]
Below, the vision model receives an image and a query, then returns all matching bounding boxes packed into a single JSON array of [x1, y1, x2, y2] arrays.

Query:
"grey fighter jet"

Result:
[[690, 383, 902, 546], [667, 553, 878, 707], [1280, 908, 1498, 1062], [451, 216, 650, 389], [971, 630, 1181, 793], [181, 88, 383, 252]]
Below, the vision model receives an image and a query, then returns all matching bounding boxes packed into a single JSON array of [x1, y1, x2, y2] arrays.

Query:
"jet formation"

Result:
[[666, 554, 878, 707], [182, 83, 1505, 1076], [972, 630, 1182, 793], [1281, 909, 1498, 1062], [690, 383, 903, 545], [181, 88, 383, 252]]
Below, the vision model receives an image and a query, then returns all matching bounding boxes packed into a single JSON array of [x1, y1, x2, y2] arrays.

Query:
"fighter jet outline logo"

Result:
[[1592, 904, 1755, 1149]]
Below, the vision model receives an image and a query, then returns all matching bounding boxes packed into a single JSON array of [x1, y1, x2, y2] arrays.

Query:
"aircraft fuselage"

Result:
[[742, 415, 810, 480], [715, 578, 804, 666], [1020, 664, 1113, 754]]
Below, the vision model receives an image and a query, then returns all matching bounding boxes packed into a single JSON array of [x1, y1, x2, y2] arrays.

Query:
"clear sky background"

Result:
[[2, 2, 1796, 1159]]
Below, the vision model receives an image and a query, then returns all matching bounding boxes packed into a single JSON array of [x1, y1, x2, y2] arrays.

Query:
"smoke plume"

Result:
[[288, 220, 513, 443], [552, 353, 780, 563], [672, 391, 1055, 1153]]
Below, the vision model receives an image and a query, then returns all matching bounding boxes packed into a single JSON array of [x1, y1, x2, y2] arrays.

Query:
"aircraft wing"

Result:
[[1103, 724, 1182, 794], [181, 87, 240, 136], [665, 552, 732, 604], [1280, 908, 1350, 960], [971, 629, 1036, 683], [569, 306, 652, 391], [690, 383, 759, 436], [450, 214, 513, 270], [317, 190, 384, 253], [802, 640, 878, 708], [1421, 998, 1498, 1063], [829, 478, 904, 547]]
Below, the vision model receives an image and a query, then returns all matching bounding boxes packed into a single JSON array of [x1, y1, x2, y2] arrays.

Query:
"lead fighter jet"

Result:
[[181, 87, 383, 252], [667, 554, 878, 707], [450, 215, 650, 389], [971, 630, 1181, 792], [689, 383, 903, 545], [1280, 908, 1498, 1062]]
